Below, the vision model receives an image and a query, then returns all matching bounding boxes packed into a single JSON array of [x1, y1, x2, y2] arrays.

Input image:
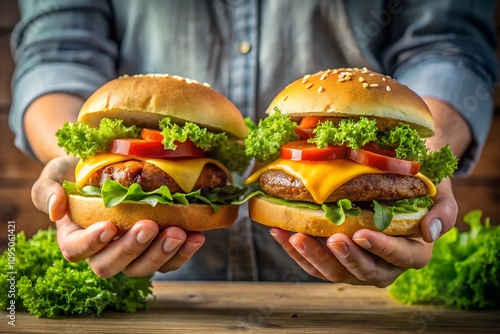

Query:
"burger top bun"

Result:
[[266, 68, 435, 137], [78, 74, 248, 139]]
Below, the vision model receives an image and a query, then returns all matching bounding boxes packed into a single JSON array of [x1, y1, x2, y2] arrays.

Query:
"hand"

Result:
[[32, 157, 205, 278], [269, 179, 458, 287]]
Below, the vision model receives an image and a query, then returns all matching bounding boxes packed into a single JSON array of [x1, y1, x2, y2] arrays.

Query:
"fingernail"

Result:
[[162, 238, 183, 253], [329, 241, 349, 257], [136, 229, 156, 244], [353, 238, 372, 250], [100, 229, 115, 243], [184, 242, 203, 252], [270, 232, 284, 244], [47, 194, 56, 221], [429, 218, 442, 241]]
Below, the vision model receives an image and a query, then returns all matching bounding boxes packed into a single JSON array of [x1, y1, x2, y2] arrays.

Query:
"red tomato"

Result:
[[296, 116, 338, 140], [361, 142, 397, 158], [281, 140, 347, 161], [109, 139, 206, 159], [347, 147, 420, 175], [140, 129, 164, 142]]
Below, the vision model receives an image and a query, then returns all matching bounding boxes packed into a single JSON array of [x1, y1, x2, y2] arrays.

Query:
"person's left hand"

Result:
[[269, 179, 457, 287]]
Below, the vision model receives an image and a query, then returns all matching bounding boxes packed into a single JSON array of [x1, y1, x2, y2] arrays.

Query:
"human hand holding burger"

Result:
[[242, 68, 460, 286], [31, 74, 250, 278]]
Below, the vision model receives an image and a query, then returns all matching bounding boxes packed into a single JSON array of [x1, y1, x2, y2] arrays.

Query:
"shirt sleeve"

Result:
[[9, 0, 118, 159], [379, 0, 498, 176]]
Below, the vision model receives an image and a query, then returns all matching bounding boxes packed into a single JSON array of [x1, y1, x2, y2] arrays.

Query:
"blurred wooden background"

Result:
[[1, 1, 499, 249]]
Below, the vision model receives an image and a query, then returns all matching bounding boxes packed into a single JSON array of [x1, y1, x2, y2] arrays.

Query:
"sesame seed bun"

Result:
[[249, 196, 426, 237], [67, 195, 239, 231], [78, 74, 248, 139], [267, 68, 434, 137]]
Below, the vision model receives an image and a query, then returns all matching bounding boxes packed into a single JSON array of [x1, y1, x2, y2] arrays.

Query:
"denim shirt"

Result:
[[9, 0, 497, 281]]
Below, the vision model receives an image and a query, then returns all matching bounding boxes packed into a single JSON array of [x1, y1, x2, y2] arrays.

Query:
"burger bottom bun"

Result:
[[249, 196, 427, 238], [67, 195, 238, 231]]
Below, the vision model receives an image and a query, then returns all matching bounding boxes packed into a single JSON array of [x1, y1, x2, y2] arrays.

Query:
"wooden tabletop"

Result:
[[5, 281, 500, 333]]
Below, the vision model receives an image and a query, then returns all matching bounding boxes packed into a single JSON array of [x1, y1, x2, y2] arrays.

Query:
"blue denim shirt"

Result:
[[9, 0, 497, 281]]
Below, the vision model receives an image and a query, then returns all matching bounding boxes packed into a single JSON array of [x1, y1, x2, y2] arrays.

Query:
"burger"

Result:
[[56, 74, 250, 231], [242, 68, 458, 237]]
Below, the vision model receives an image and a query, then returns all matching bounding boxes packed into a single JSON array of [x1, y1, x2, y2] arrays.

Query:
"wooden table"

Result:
[[4, 281, 500, 333]]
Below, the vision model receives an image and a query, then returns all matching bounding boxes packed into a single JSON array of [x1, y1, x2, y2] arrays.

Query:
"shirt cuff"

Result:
[[9, 63, 110, 160], [394, 59, 494, 177]]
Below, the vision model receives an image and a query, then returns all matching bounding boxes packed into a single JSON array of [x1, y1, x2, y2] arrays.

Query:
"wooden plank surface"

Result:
[[4, 282, 500, 333]]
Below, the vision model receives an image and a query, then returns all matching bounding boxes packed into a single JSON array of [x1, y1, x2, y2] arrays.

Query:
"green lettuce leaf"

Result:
[[420, 144, 459, 184], [372, 197, 434, 231], [244, 108, 299, 163], [322, 199, 361, 225], [375, 124, 428, 161], [389, 210, 500, 310], [159, 117, 250, 174], [56, 118, 141, 160], [64, 180, 244, 212], [0, 229, 153, 318], [309, 117, 377, 150]]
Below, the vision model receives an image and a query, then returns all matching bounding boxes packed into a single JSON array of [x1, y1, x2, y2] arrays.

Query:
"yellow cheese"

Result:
[[75, 153, 231, 192], [245, 158, 436, 203]]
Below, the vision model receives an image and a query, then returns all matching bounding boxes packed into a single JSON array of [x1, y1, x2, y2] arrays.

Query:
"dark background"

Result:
[[1, 0, 499, 249]]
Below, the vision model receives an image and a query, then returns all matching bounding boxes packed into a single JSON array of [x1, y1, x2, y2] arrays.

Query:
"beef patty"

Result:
[[259, 170, 428, 203], [86, 160, 228, 192]]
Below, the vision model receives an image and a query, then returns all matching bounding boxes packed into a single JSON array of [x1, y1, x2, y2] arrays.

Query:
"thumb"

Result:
[[32, 177, 68, 221]]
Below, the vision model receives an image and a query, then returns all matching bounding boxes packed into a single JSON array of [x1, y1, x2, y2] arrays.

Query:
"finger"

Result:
[[56, 216, 118, 262], [351, 229, 433, 269], [421, 179, 458, 243], [328, 233, 405, 287], [123, 226, 187, 277], [289, 232, 358, 283], [270, 228, 327, 280], [157, 232, 205, 273], [32, 157, 76, 220], [87, 220, 159, 278]]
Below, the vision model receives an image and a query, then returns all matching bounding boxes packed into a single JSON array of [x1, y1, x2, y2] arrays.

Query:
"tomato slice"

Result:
[[361, 142, 397, 158], [347, 147, 420, 175], [109, 139, 206, 159], [296, 116, 339, 140], [140, 129, 164, 142], [281, 140, 347, 161]]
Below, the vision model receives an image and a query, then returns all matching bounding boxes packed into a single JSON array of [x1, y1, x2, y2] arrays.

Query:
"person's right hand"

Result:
[[32, 156, 205, 278]]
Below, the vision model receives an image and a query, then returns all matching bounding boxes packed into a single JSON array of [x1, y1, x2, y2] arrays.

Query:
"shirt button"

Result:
[[237, 40, 252, 54]]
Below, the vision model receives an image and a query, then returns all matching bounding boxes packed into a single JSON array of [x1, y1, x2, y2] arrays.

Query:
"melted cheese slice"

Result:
[[75, 153, 231, 192], [245, 158, 436, 204]]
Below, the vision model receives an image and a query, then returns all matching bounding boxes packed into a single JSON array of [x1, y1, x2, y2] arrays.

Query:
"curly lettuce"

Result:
[[309, 117, 378, 150], [56, 118, 141, 160], [389, 210, 500, 310], [0, 229, 153, 318], [244, 108, 299, 163], [420, 145, 459, 184], [159, 117, 250, 174], [376, 124, 428, 161]]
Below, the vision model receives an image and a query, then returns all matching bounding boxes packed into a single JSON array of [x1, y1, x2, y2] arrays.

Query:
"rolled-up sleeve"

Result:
[[9, 0, 118, 158], [380, 0, 497, 176]]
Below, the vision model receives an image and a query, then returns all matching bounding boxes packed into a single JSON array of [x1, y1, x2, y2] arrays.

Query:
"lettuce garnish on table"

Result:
[[0, 229, 153, 318], [389, 210, 500, 310]]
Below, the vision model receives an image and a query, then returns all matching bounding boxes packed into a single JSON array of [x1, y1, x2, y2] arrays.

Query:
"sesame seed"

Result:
[[386, 75, 392, 78], [370, 83, 379, 87], [332, 69, 339, 74], [386, 86, 391, 91], [302, 79, 308, 84], [382, 77, 386, 81], [318, 86, 325, 92], [306, 83, 314, 89], [354, 67, 360, 71], [304, 74, 311, 79], [362, 83, 369, 88], [203, 82, 211, 87], [346, 68, 353, 71], [338, 78, 347, 82], [369, 73, 376, 76], [358, 77, 365, 82], [320, 74, 328, 80], [284, 95, 288, 101]]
